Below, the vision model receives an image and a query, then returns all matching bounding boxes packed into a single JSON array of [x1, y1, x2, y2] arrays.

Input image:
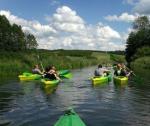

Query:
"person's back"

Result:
[[32, 65, 42, 74], [94, 68, 100, 76], [94, 64, 104, 76]]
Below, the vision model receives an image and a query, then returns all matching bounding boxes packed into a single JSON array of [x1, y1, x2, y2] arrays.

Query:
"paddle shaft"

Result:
[[124, 66, 136, 76], [37, 55, 44, 72]]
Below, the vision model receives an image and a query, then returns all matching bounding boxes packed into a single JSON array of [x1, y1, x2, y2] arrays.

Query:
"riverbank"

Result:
[[131, 56, 150, 79], [0, 50, 124, 78]]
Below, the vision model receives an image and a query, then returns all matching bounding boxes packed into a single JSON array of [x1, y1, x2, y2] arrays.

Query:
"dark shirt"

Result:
[[44, 73, 56, 80], [114, 69, 126, 76]]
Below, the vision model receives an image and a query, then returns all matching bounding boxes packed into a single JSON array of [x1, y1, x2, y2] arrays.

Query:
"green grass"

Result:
[[131, 56, 150, 79], [0, 49, 124, 78]]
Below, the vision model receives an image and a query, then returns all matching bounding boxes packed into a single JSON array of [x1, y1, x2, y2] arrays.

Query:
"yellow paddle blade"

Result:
[[62, 73, 73, 79]]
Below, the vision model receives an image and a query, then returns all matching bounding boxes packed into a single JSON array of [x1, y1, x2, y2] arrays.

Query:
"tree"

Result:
[[25, 34, 38, 49], [0, 15, 11, 50], [125, 16, 150, 63], [0, 15, 38, 51], [133, 16, 150, 30], [11, 24, 26, 51]]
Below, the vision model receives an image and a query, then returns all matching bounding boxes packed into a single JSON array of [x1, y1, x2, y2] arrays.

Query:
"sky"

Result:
[[0, 0, 150, 51]]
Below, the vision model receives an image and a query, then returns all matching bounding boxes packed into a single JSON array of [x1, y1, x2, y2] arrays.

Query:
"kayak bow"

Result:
[[113, 76, 128, 85], [91, 76, 109, 85], [41, 79, 59, 86], [54, 108, 86, 126], [18, 72, 42, 81], [91, 73, 112, 85]]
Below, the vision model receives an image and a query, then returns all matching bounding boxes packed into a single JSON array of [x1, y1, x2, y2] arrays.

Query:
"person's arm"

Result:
[[54, 74, 62, 81], [126, 71, 133, 77], [37, 69, 43, 75]]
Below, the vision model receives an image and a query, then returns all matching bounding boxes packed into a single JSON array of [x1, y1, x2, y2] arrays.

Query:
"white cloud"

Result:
[[51, 6, 85, 33], [0, 10, 57, 34], [50, 0, 60, 6], [123, 0, 150, 14], [0, 6, 125, 51], [133, 0, 150, 14], [105, 12, 139, 22], [96, 25, 121, 39], [123, 0, 138, 5]]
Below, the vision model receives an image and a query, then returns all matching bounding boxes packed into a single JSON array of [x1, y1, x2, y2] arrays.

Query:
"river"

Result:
[[0, 66, 150, 126]]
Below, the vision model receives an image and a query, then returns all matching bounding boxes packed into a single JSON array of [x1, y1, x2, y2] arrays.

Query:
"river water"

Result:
[[0, 67, 150, 126]]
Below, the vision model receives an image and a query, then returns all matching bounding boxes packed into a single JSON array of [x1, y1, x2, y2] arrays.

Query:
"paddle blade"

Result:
[[62, 73, 73, 79]]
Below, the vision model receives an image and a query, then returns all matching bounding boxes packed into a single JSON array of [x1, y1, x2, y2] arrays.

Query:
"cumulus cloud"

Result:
[[105, 12, 139, 22], [96, 25, 121, 39], [133, 0, 150, 14], [123, 0, 150, 15], [0, 6, 125, 51], [123, 0, 138, 5], [51, 6, 85, 33]]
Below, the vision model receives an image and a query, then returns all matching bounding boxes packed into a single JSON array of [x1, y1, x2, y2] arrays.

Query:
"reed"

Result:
[[0, 50, 123, 78]]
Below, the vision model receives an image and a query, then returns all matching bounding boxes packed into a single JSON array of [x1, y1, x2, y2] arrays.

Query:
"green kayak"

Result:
[[18, 70, 70, 81], [113, 76, 128, 85], [54, 108, 86, 126], [18, 72, 42, 81]]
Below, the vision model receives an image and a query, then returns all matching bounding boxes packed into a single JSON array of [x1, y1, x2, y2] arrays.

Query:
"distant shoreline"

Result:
[[0, 49, 124, 79]]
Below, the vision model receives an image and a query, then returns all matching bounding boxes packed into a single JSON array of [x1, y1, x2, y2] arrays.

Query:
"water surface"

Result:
[[0, 67, 150, 126]]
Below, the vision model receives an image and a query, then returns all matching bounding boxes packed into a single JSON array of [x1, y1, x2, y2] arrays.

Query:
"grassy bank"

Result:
[[0, 49, 123, 78], [131, 56, 150, 79]]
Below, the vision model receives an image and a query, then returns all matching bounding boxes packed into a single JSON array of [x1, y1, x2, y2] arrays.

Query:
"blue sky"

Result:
[[0, 0, 150, 50], [0, 0, 132, 24]]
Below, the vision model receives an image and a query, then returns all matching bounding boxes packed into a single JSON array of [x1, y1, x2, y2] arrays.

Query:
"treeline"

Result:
[[0, 15, 37, 51], [108, 51, 124, 55], [126, 16, 150, 63]]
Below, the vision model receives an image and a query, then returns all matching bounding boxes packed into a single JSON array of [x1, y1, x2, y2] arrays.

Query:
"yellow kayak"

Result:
[[113, 76, 128, 85], [18, 72, 42, 81], [91, 76, 109, 85], [41, 79, 59, 86]]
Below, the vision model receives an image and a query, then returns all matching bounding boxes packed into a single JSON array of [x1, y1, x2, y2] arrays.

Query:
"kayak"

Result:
[[91, 76, 109, 85], [41, 79, 59, 86], [18, 72, 42, 81], [113, 76, 128, 85], [54, 108, 86, 126], [18, 70, 70, 81], [91, 72, 112, 85]]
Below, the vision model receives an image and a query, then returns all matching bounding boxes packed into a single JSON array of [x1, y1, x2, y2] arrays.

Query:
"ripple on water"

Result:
[[0, 67, 150, 126]]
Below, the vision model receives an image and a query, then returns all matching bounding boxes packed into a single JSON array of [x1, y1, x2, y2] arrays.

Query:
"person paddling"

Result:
[[114, 63, 132, 77], [32, 64, 43, 75], [44, 66, 61, 81], [94, 64, 109, 77]]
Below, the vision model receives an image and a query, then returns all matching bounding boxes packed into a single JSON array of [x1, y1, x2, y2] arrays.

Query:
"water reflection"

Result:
[[0, 67, 150, 126]]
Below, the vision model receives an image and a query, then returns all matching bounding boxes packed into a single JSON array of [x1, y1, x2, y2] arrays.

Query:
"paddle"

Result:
[[60, 72, 72, 79], [37, 55, 45, 72], [124, 66, 143, 84]]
